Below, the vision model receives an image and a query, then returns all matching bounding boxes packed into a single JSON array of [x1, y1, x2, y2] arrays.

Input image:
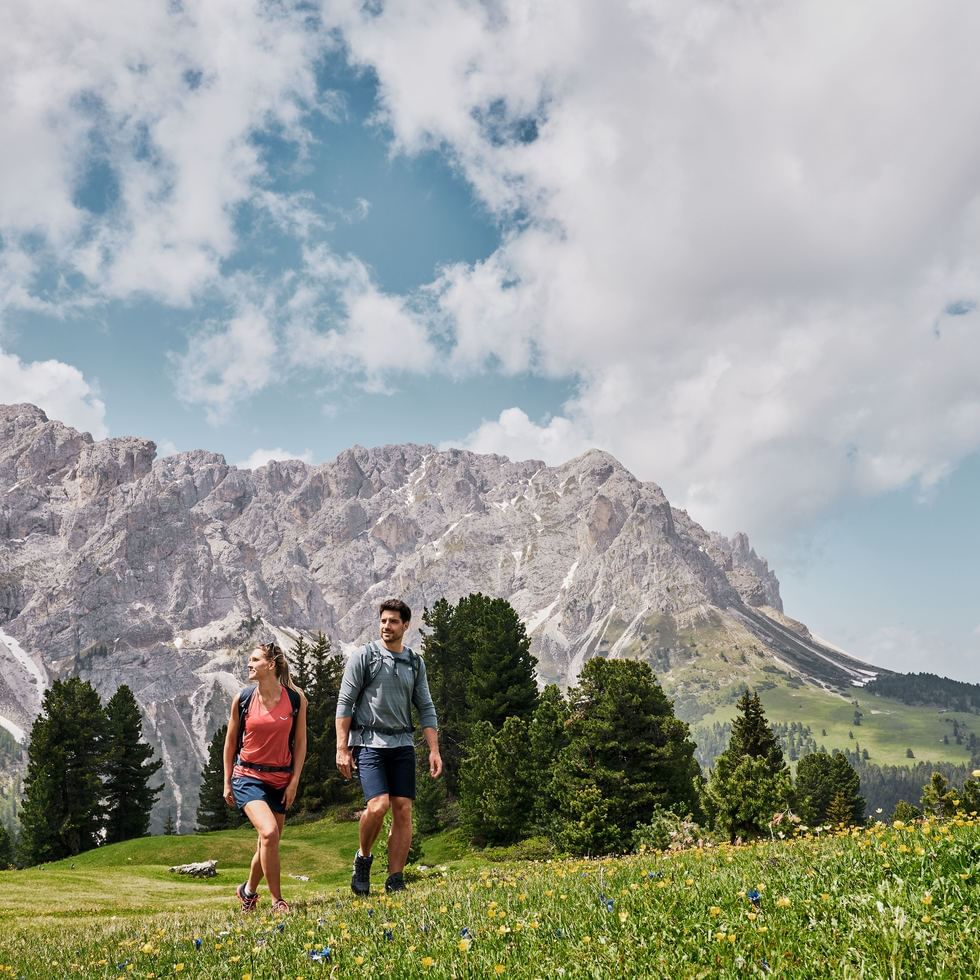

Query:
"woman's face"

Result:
[[247, 648, 274, 682]]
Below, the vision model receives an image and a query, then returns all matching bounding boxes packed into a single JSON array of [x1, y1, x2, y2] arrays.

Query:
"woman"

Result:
[[223, 641, 307, 914]]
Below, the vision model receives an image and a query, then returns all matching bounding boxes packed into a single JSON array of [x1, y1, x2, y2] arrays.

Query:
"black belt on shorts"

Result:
[[236, 756, 293, 773], [352, 723, 413, 736]]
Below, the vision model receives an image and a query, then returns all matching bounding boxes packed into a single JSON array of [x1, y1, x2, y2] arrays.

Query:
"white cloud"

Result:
[[331, 0, 980, 537], [171, 305, 277, 424], [0, 348, 107, 438], [0, 1, 332, 308], [236, 447, 314, 469], [451, 407, 588, 465]]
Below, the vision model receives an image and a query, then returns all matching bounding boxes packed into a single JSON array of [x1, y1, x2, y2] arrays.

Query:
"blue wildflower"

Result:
[[761, 957, 771, 973], [309, 947, 332, 963], [460, 927, 471, 938], [193, 938, 202, 950], [604, 899, 615, 912], [384, 929, 393, 941], [276, 922, 285, 933], [116, 961, 131, 971], [748, 889, 762, 908]]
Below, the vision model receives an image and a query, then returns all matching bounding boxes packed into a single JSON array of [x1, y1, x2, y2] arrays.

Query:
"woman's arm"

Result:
[[223, 695, 240, 808]]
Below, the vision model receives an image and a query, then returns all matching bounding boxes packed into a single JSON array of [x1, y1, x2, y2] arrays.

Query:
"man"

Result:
[[335, 598, 442, 895]]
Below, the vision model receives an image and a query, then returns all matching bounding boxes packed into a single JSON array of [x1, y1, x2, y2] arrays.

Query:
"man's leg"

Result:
[[359, 793, 391, 856], [387, 796, 413, 874]]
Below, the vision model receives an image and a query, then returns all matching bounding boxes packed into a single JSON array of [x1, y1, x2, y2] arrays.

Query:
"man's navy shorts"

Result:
[[232, 774, 287, 816], [353, 745, 416, 801]]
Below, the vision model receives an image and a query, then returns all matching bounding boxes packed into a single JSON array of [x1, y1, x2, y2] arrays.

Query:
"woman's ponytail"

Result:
[[258, 641, 296, 691]]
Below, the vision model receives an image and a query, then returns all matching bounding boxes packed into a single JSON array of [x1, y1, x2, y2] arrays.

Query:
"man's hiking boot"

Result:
[[351, 851, 373, 896], [236, 882, 258, 913], [385, 872, 406, 894]]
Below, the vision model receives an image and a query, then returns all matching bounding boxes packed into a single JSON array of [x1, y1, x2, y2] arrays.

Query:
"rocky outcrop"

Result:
[[0, 403, 880, 830]]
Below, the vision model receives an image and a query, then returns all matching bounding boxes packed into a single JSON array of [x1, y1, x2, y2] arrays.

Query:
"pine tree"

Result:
[[421, 598, 471, 797], [103, 685, 163, 844], [290, 634, 311, 691], [18, 678, 107, 864], [958, 773, 980, 814], [297, 631, 351, 813], [197, 725, 240, 831], [551, 658, 701, 854], [0, 823, 12, 868], [796, 751, 864, 826], [920, 771, 958, 819], [528, 685, 571, 833], [463, 594, 539, 729], [163, 811, 177, 835], [705, 689, 791, 843]]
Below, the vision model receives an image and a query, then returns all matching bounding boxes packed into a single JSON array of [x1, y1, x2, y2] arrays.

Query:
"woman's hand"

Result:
[[223, 781, 235, 808], [284, 780, 298, 810]]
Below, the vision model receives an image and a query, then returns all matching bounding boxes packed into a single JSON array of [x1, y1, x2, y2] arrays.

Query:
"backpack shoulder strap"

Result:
[[286, 686, 301, 755], [236, 686, 256, 757]]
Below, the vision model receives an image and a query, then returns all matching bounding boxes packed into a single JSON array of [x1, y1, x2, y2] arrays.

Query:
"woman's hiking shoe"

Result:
[[351, 851, 373, 896], [236, 882, 258, 913], [385, 872, 406, 893], [271, 899, 291, 914]]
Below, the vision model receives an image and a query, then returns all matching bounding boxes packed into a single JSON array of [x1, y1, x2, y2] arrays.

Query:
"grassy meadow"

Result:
[[1, 814, 978, 978]]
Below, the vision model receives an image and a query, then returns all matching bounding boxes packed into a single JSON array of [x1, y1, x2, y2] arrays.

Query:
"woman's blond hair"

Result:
[[257, 641, 296, 691]]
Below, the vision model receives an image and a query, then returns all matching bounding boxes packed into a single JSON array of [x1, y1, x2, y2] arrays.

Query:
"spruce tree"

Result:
[[290, 634, 311, 691], [197, 724, 240, 831], [163, 811, 177, 835], [0, 823, 12, 868], [705, 689, 791, 842], [920, 771, 958, 819], [796, 750, 864, 826], [958, 773, 980, 814], [463, 594, 539, 729], [528, 685, 571, 832], [551, 658, 701, 854], [19, 677, 107, 864], [298, 631, 350, 812], [421, 598, 471, 797], [460, 718, 538, 845], [103, 685, 163, 843]]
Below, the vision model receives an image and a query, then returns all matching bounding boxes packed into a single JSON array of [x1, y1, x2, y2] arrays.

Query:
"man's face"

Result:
[[379, 610, 409, 646]]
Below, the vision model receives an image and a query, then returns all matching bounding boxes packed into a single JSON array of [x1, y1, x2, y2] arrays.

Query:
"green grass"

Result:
[[697, 686, 977, 768], [1, 815, 978, 977]]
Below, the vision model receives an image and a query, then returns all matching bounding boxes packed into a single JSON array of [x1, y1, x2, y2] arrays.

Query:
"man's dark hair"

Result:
[[379, 598, 411, 623]]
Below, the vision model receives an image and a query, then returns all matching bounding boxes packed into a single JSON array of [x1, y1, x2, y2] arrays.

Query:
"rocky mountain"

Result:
[[0, 403, 882, 829]]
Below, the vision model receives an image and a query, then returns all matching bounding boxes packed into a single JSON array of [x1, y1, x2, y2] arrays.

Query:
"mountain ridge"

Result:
[[0, 402, 882, 828]]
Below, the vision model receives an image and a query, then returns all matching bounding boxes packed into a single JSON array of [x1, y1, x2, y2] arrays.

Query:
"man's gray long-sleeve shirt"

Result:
[[335, 642, 438, 748]]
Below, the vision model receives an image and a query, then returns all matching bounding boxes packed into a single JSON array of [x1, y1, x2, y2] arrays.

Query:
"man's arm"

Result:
[[422, 725, 442, 779], [335, 715, 354, 780]]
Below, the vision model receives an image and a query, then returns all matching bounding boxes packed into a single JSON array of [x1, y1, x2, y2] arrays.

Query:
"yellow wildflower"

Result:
[[921, 894, 933, 906], [421, 957, 435, 968], [494, 966, 506, 976], [709, 907, 721, 917], [776, 897, 791, 908]]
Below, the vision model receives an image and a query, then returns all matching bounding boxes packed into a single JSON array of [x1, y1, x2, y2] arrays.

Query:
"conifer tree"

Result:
[[197, 724, 240, 831], [460, 718, 538, 845], [290, 634, 311, 691], [551, 658, 701, 854], [0, 823, 12, 868], [19, 678, 107, 864], [528, 685, 571, 832], [958, 773, 980, 814], [920, 771, 958, 819], [298, 632, 350, 812], [796, 750, 864, 826], [103, 685, 163, 843], [163, 811, 177, 835], [705, 689, 791, 843], [463, 594, 539, 729], [421, 598, 471, 796]]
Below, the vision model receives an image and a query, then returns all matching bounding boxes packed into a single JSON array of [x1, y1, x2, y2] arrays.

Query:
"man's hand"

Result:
[[428, 750, 443, 779], [223, 782, 235, 808], [336, 745, 353, 780], [284, 780, 298, 809]]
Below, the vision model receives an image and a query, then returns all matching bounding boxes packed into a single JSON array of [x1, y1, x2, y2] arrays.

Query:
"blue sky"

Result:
[[1, 1, 978, 682]]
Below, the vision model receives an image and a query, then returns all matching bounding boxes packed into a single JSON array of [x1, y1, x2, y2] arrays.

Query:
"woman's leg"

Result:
[[243, 802, 287, 902]]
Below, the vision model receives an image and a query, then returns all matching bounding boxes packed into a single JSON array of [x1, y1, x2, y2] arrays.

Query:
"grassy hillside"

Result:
[[696, 686, 978, 768], [0, 815, 977, 977]]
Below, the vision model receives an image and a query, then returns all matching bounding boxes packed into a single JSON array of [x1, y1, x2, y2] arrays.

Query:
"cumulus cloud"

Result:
[[171, 305, 278, 424], [0, 0, 331, 308], [0, 348, 107, 438], [236, 447, 315, 469], [331, 0, 980, 535]]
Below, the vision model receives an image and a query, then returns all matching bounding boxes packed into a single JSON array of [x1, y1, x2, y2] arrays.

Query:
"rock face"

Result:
[[0, 404, 882, 830]]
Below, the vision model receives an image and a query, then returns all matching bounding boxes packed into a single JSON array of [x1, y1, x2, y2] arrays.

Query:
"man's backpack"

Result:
[[235, 685, 301, 772], [352, 641, 421, 736]]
